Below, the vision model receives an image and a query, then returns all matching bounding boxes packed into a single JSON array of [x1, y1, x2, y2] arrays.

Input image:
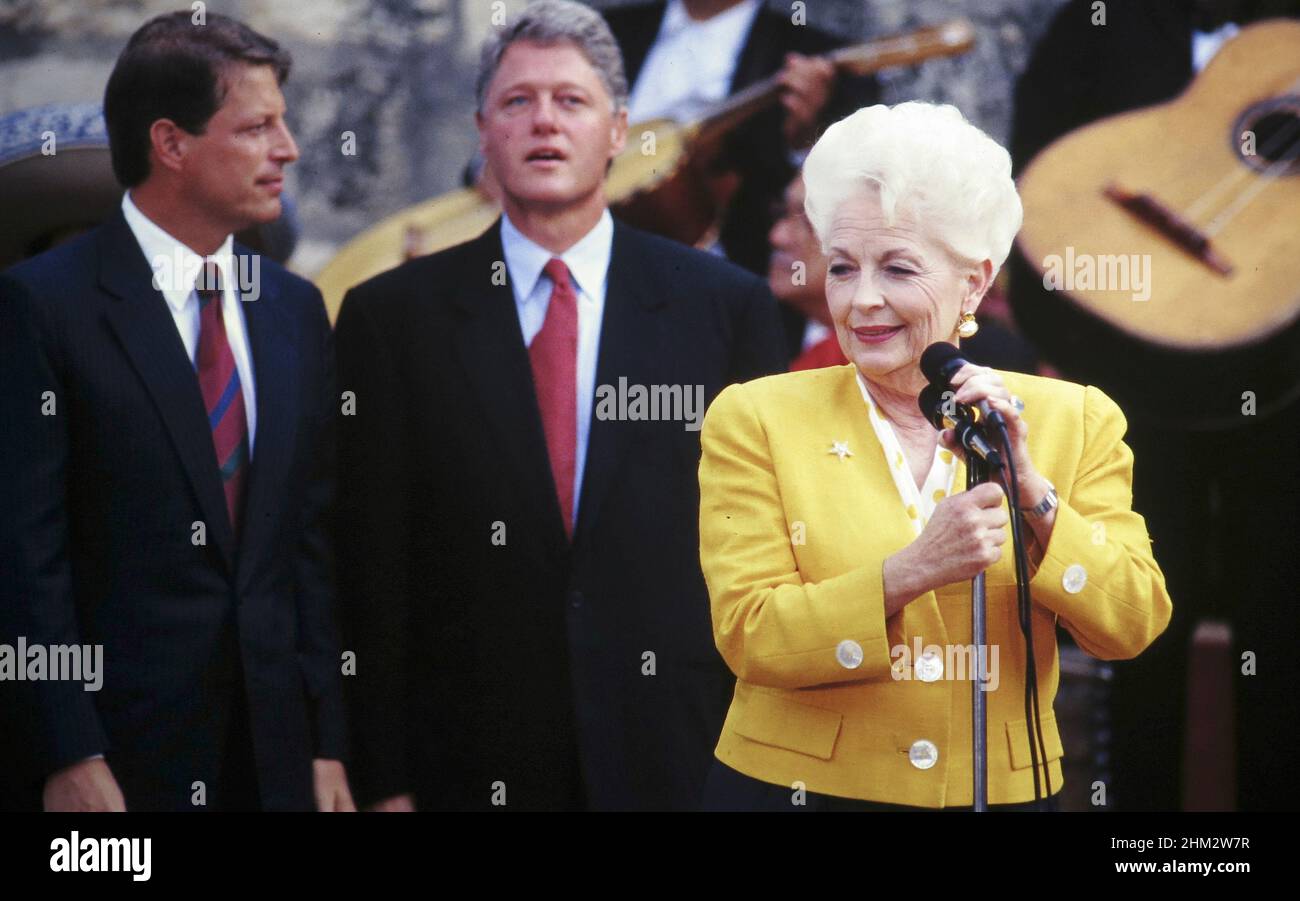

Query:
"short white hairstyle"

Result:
[[802, 102, 1023, 272]]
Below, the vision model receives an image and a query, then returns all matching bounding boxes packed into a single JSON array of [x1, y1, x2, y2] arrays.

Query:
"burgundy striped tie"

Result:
[[195, 262, 249, 534]]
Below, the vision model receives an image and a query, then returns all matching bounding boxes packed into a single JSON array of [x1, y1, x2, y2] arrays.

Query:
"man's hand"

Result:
[[367, 793, 416, 812], [313, 759, 357, 811], [778, 52, 836, 149], [43, 758, 127, 812]]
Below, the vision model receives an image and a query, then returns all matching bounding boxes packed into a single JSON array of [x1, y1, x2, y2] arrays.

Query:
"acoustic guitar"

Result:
[[1011, 19, 1300, 428]]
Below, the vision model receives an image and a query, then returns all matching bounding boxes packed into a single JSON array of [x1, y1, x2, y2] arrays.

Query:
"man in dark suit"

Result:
[[335, 0, 786, 811], [601, 0, 878, 355], [0, 12, 351, 811]]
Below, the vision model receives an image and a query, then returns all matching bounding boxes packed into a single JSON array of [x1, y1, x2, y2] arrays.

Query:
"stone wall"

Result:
[[0, 0, 1069, 274]]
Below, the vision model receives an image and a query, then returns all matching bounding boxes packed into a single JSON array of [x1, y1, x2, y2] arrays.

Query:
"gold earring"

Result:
[[957, 311, 979, 338]]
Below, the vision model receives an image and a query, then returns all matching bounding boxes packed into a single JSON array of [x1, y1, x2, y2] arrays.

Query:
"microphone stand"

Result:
[[967, 451, 990, 812], [920, 374, 1038, 810]]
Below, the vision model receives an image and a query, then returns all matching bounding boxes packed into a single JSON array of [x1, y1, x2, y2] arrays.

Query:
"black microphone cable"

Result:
[[993, 420, 1053, 807]]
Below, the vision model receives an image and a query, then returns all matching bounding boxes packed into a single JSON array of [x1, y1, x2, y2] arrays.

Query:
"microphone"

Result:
[[918, 383, 1002, 468], [920, 342, 1007, 429]]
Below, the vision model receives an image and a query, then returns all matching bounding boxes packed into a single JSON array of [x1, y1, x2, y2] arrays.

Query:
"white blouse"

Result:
[[856, 372, 958, 537]]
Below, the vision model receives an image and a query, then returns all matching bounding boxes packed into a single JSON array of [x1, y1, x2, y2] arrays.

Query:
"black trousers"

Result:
[[702, 761, 1060, 812]]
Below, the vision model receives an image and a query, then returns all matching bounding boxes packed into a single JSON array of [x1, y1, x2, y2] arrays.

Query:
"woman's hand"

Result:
[[942, 364, 1048, 507], [883, 482, 1009, 614], [941, 363, 1057, 556]]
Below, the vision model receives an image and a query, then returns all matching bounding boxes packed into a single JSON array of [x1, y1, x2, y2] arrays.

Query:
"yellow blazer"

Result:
[[698, 364, 1172, 807]]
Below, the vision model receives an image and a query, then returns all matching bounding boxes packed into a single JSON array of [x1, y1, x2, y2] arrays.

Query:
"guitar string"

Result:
[[1178, 72, 1300, 226], [1180, 111, 1300, 222], [1181, 100, 1300, 225], [1204, 134, 1300, 237]]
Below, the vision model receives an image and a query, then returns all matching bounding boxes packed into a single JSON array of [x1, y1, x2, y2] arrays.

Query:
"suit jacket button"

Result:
[[909, 739, 939, 770], [916, 650, 943, 682], [568, 590, 584, 609], [1062, 564, 1087, 594], [836, 639, 863, 669]]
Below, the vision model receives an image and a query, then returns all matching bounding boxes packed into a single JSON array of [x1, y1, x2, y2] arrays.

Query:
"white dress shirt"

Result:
[[627, 0, 763, 123], [856, 372, 957, 536], [500, 209, 613, 528], [121, 192, 257, 455]]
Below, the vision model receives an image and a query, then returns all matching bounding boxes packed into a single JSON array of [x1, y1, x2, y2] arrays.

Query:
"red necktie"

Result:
[[195, 262, 249, 535], [529, 258, 578, 539]]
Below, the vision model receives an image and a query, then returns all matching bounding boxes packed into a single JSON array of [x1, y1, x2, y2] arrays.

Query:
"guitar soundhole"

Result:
[[1234, 99, 1300, 175]]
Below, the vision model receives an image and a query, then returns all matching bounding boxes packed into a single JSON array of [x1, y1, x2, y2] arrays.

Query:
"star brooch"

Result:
[[828, 441, 853, 461]]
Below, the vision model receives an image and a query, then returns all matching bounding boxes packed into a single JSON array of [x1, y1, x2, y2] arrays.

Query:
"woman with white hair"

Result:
[[697, 102, 1173, 810]]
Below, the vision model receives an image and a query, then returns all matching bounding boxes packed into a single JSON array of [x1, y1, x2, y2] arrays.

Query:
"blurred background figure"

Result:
[[766, 174, 839, 371]]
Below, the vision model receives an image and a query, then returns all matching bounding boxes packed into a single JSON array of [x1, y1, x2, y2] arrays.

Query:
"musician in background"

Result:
[[766, 173, 839, 370], [770, 173, 1040, 374], [1009, 0, 1300, 811], [601, 0, 878, 357]]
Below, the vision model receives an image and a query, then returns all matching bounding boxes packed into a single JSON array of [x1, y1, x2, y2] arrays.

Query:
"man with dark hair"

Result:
[[103, 11, 292, 189], [0, 11, 352, 811], [335, 0, 785, 811]]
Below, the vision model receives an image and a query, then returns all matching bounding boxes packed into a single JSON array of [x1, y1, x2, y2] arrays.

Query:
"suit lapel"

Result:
[[833, 370, 919, 543], [729, 7, 781, 94], [236, 251, 298, 574], [618, 1, 669, 89], [98, 211, 236, 569], [572, 224, 667, 547], [450, 224, 570, 558]]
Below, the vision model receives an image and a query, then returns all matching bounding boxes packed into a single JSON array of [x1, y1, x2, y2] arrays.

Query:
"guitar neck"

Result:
[[692, 19, 976, 145]]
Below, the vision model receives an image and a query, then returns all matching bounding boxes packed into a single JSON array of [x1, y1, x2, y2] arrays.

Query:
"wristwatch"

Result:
[[1023, 479, 1058, 519]]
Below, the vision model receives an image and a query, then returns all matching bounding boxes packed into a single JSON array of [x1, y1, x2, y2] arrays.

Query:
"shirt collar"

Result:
[[855, 370, 957, 529], [121, 191, 234, 313], [853, 369, 952, 465], [500, 208, 614, 302], [855, 371, 883, 415]]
